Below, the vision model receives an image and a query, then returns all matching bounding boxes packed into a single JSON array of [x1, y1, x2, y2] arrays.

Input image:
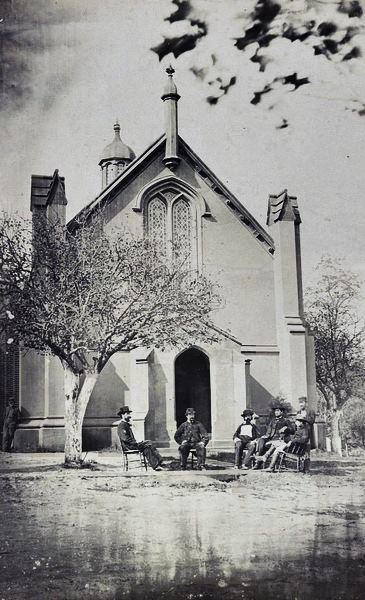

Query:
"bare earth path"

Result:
[[0, 452, 364, 600]]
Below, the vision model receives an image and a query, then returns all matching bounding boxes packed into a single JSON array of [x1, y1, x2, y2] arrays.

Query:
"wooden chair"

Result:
[[120, 441, 148, 472], [277, 442, 308, 473]]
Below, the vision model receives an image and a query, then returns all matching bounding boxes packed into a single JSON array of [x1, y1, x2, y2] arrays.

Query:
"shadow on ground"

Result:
[[0, 454, 364, 599]]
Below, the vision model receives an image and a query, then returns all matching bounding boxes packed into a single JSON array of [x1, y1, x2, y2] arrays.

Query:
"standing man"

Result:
[[174, 408, 209, 470], [117, 406, 164, 471], [233, 409, 260, 469], [2, 397, 20, 452]]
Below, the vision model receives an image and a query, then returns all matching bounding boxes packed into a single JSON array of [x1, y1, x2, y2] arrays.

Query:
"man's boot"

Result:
[[252, 456, 264, 470], [263, 455, 277, 472]]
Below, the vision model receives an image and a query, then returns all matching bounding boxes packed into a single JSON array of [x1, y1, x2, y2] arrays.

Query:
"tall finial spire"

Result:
[[161, 65, 180, 170]]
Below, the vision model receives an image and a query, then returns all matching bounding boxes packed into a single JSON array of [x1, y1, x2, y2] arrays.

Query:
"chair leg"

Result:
[[277, 452, 284, 472], [125, 455, 128, 472]]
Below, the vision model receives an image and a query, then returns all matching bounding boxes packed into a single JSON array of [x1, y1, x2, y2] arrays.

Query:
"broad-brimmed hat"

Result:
[[185, 407, 196, 416], [117, 406, 132, 417], [298, 396, 308, 403], [241, 409, 254, 418], [296, 416, 309, 424]]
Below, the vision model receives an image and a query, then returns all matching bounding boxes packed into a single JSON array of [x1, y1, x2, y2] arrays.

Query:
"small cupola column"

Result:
[[99, 121, 135, 190], [161, 65, 180, 170]]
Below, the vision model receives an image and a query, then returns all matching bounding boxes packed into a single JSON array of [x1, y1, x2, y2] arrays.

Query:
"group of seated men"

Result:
[[233, 397, 316, 472], [117, 396, 315, 472]]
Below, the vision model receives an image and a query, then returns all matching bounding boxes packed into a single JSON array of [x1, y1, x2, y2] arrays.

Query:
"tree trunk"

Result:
[[64, 368, 98, 466], [331, 409, 343, 456]]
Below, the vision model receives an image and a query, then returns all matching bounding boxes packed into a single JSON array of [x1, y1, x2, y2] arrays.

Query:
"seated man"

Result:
[[243, 402, 294, 470], [117, 406, 164, 471], [263, 416, 310, 472], [174, 408, 209, 470], [233, 409, 260, 469], [296, 396, 316, 450]]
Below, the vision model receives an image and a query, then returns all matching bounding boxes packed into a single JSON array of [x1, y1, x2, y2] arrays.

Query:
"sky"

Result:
[[1, 0, 365, 295]]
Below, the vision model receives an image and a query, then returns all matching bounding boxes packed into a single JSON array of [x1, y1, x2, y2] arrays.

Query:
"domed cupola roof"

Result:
[[99, 122, 135, 165]]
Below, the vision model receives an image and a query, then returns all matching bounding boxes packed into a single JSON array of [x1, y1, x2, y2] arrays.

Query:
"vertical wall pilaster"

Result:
[[129, 348, 151, 441], [244, 359, 252, 409], [267, 191, 312, 410]]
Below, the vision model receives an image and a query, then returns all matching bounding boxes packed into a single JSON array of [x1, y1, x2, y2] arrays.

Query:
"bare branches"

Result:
[[0, 212, 220, 377], [305, 257, 365, 411]]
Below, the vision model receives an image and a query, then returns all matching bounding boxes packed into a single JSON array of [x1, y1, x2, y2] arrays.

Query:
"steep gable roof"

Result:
[[179, 138, 274, 254], [31, 169, 67, 211], [68, 135, 274, 254]]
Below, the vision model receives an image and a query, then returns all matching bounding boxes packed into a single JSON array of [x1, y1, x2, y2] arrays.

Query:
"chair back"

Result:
[[286, 442, 307, 456], [120, 440, 134, 454]]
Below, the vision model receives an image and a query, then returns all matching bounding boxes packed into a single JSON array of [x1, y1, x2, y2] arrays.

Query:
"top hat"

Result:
[[117, 406, 132, 417], [241, 409, 254, 418], [185, 407, 196, 416]]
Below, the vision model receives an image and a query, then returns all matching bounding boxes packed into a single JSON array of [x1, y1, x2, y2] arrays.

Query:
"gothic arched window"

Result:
[[147, 196, 167, 253], [144, 187, 199, 272]]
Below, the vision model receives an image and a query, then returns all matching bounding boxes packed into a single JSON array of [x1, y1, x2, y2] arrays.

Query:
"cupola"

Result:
[[99, 122, 135, 190]]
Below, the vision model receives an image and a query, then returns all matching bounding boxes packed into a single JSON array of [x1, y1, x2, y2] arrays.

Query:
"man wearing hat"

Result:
[[296, 396, 316, 449], [174, 408, 209, 470], [117, 406, 164, 471], [263, 416, 310, 472], [233, 409, 260, 469]]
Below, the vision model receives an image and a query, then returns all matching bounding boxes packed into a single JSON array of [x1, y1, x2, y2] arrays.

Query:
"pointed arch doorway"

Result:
[[175, 348, 212, 433]]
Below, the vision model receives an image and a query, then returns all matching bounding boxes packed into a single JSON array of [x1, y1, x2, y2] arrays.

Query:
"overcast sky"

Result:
[[1, 0, 365, 295]]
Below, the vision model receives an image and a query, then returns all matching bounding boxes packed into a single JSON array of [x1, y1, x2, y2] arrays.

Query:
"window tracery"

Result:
[[147, 196, 167, 252], [172, 198, 191, 264], [144, 186, 200, 272]]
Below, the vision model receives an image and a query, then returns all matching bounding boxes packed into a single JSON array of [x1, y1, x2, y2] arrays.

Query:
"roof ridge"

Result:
[[68, 133, 275, 256]]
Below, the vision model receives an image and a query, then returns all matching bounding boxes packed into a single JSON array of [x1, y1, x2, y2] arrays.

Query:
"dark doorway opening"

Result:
[[175, 348, 211, 432]]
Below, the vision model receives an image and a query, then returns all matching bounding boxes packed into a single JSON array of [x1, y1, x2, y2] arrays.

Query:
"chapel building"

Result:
[[12, 68, 317, 451]]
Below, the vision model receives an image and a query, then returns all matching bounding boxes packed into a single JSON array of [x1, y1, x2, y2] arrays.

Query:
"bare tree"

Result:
[[0, 213, 220, 466], [305, 257, 365, 454]]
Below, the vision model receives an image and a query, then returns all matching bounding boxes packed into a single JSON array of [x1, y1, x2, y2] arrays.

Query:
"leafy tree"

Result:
[[0, 213, 220, 466], [152, 0, 365, 117], [341, 396, 365, 449], [305, 257, 365, 454]]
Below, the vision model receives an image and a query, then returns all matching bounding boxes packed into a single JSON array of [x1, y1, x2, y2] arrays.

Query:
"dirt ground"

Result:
[[0, 452, 364, 600]]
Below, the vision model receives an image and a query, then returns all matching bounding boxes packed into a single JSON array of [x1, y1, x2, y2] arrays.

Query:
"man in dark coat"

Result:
[[296, 396, 316, 449], [233, 409, 260, 468], [243, 403, 294, 469], [263, 416, 310, 472], [2, 397, 20, 452], [174, 408, 209, 470], [117, 406, 164, 470]]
